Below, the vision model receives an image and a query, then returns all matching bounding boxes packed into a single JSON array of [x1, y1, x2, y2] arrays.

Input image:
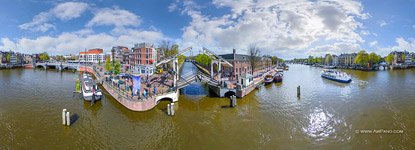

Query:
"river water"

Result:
[[0, 63, 414, 149]]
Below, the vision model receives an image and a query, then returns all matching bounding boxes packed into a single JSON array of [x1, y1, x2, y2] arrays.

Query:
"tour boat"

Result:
[[81, 74, 103, 101], [321, 69, 352, 83], [264, 74, 273, 85], [273, 73, 283, 82]]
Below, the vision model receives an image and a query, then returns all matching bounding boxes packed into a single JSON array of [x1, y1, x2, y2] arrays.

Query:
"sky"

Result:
[[0, 0, 415, 59]]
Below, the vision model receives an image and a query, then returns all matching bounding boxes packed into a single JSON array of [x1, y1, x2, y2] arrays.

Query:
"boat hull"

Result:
[[321, 75, 351, 83], [273, 77, 282, 82], [264, 79, 273, 85]]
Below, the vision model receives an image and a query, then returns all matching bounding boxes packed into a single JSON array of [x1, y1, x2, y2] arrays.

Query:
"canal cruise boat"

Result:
[[321, 69, 352, 83]]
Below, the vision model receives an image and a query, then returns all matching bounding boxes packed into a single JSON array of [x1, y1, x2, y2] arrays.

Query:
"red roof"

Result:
[[80, 49, 103, 55]]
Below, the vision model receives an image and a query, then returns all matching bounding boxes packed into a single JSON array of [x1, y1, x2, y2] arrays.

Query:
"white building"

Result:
[[79, 49, 105, 63]]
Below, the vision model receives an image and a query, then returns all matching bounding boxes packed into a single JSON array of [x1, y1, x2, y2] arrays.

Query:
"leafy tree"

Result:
[[368, 52, 381, 66], [271, 56, 283, 65], [308, 56, 314, 64], [194, 54, 212, 66], [354, 50, 369, 67], [98, 59, 101, 66], [114, 61, 121, 75], [39, 52, 50, 61], [55, 55, 66, 62], [177, 54, 186, 65], [325, 54, 333, 65], [105, 57, 112, 71], [6, 53, 10, 62], [385, 53, 394, 65], [160, 40, 179, 58], [402, 54, 406, 63]]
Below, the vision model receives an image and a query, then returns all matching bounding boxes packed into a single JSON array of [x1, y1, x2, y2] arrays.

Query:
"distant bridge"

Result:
[[34, 61, 83, 70]]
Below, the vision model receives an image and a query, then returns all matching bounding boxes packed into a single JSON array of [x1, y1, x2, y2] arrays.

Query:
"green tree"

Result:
[[368, 52, 381, 66], [402, 54, 406, 63], [55, 55, 65, 62], [354, 50, 369, 67], [177, 54, 186, 65], [6, 53, 10, 62], [385, 53, 394, 65], [160, 40, 179, 58], [98, 59, 101, 66], [114, 61, 121, 75], [39, 52, 50, 61], [194, 54, 212, 66], [105, 57, 112, 71], [325, 54, 333, 65], [308, 56, 314, 64]]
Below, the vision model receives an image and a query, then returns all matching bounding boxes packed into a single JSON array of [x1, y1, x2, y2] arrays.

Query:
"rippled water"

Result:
[[0, 63, 414, 149]]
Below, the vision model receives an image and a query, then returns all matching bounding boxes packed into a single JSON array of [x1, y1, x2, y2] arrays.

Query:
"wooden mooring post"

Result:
[[62, 109, 71, 126], [167, 103, 175, 116], [297, 86, 301, 98], [230, 95, 237, 107], [62, 109, 67, 125]]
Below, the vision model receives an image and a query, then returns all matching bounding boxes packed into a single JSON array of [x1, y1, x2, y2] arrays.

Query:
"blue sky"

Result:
[[0, 0, 414, 59]]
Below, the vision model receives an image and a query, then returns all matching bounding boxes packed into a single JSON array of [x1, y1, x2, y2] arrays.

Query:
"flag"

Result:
[[132, 75, 141, 94]]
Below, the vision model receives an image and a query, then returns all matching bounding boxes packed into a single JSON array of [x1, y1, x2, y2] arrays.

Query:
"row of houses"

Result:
[[323, 51, 415, 67], [0, 51, 38, 66], [78, 43, 161, 75]]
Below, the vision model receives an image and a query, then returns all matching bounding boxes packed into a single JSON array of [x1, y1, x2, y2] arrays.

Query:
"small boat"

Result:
[[284, 66, 289, 70], [321, 69, 351, 83], [264, 74, 273, 85], [273, 73, 283, 82], [81, 73, 103, 101], [323, 65, 335, 69]]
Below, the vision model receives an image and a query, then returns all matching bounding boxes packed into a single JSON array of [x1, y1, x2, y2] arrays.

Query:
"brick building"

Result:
[[129, 43, 158, 75]]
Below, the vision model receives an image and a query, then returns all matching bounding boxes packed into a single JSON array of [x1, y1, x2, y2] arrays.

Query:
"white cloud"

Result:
[[19, 2, 89, 32], [51, 2, 89, 20], [168, 2, 178, 12], [309, 42, 361, 57], [369, 41, 378, 47], [86, 8, 140, 28], [370, 37, 415, 56], [360, 30, 370, 36], [0, 29, 165, 55], [378, 20, 387, 27], [178, 0, 368, 57]]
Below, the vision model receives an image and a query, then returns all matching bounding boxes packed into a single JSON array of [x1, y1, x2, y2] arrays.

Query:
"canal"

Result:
[[0, 63, 414, 149]]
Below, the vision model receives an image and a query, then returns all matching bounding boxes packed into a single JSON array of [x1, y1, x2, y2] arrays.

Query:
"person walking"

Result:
[[153, 86, 157, 95]]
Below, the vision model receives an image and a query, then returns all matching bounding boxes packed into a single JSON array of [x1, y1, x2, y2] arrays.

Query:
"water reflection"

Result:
[[302, 107, 337, 141]]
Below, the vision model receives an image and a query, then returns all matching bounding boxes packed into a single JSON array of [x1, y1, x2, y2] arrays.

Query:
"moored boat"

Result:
[[323, 65, 335, 69], [81, 73, 103, 101], [321, 69, 351, 83], [273, 73, 283, 82], [284, 66, 289, 70], [264, 74, 273, 85]]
